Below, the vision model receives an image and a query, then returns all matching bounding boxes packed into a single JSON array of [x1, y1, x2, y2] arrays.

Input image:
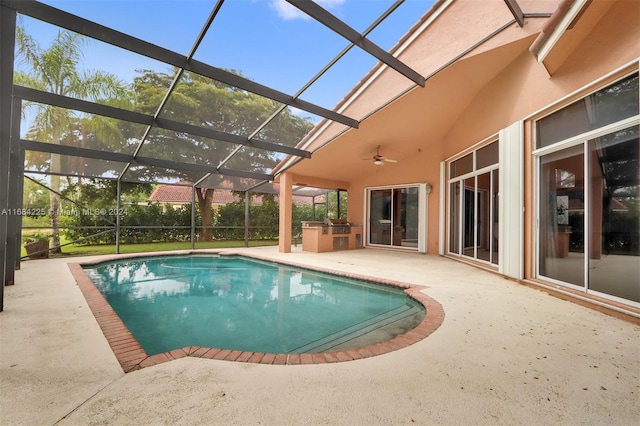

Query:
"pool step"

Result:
[[292, 303, 421, 353]]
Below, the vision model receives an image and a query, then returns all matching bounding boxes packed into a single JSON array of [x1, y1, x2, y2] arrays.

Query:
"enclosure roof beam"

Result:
[[4, 0, 359, 129], [13, 85, 311, 159], [245, 180, 271, 192], [503, 0, 525, 27], [21, 140, 274, 181], [285, 0, 425, 87], [129, 0, 225, 164], [226, 0, 404, 172]]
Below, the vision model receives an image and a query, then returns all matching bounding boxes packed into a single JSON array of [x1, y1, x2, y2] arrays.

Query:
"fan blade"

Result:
[[382, 157, 398, 163]]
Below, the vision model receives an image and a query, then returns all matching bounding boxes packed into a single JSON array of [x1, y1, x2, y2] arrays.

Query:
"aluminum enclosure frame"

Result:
[[1, 0, 432, 193], [0, 4, 16, 310], [0, 0, 555, 311]]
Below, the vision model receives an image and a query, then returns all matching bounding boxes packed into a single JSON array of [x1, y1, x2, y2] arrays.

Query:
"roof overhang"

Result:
[[281, 35, 537, 185], [528, 0, 607, 76]]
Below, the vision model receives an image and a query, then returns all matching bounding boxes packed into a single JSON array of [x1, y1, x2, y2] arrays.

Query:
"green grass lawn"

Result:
[[21, 239, 278, 259]]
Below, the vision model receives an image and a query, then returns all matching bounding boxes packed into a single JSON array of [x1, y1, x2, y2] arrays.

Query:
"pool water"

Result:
[[83, 255, 425, 355]]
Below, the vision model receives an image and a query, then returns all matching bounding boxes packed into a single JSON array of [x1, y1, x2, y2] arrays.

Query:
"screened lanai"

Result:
[[0, 0, 432, 311], [1, 0, 539, 311]]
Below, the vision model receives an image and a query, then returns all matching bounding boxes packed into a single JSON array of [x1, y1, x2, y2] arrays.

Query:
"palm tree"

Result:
[[15, 26, 130, 252]]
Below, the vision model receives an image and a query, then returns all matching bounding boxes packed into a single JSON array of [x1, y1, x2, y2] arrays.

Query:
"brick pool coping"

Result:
[[69, 250, 445, 372]]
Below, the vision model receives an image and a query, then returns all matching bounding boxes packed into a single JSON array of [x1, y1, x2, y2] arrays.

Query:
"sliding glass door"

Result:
[[535, 72, 639, 304], [447, 142, 499, 265], [368, 186, 419, 248], [537, 126, 639, 302]]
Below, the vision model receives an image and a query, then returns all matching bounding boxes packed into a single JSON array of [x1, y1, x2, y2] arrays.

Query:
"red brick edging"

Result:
[[69, 251, 445, 373]]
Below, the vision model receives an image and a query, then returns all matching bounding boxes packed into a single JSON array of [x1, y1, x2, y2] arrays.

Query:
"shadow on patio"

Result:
[[1, 247, 638, 425]]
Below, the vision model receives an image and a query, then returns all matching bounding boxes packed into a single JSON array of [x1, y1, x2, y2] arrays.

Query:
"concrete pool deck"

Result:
[[1, 246, 639, 425]]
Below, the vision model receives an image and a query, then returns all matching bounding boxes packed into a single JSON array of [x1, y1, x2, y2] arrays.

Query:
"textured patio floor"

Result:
[[1, 246, 638, 425]]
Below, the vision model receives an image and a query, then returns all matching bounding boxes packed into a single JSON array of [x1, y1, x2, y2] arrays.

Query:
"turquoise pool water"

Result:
[[83, 255, 425, 355]]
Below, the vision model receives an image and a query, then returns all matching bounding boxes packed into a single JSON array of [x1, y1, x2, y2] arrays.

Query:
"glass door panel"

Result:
[[369, 189, 391, 245], [476, 172, 491, 262], [449, 181, 460, 254], [491, 170, 499, 265], [587, 127, 640, 302], [538, 145, 585, 287], [398, 187, 419, 247], [463, 177, 476, 258]]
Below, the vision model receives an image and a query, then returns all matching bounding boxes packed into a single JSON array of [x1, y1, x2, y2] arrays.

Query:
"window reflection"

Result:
[[369, 189, 392, 245], [538, 126, 639, 302], [447, 142, 499, 264], [537, 73, 639, 148], [538, 145, 585, 287], [368, 187, 419, 248], [449, 181, 460, 254], [587, 128, 640, 302]]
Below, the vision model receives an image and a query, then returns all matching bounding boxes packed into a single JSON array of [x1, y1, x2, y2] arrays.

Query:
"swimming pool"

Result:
[[82, 254, 425, 356]]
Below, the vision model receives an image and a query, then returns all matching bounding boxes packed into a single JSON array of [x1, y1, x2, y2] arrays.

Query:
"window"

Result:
[[536, 74, 639, 149], [535, 72, 639, 304], [447, 141, 499, 265]]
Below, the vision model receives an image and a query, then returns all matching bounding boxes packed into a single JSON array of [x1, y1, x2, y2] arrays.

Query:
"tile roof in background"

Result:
[[148, 184, 316, 206]]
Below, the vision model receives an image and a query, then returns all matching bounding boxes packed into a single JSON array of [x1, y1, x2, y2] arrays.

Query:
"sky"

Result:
[[18, 0, 437, 114]]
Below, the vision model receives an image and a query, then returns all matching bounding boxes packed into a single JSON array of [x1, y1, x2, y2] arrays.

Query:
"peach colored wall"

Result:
[[301, 0, 552, 153], [445, 1, 640, 158], [348, 144, 444, 254], [278, 172, 293, 253], [543, 0, 640, 88], [344, 0, 639, 255]]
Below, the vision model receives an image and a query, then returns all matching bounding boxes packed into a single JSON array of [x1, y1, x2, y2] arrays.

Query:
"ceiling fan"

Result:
[[368, 145, 397, 166]]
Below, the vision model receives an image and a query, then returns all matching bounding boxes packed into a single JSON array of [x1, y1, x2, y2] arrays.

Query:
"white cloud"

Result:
[[316, 0, 347, 8], [289, 106, 321, 124], [289, 106, 305, 116], [270, 0, 346, 21], [270, 0, 308, 20]]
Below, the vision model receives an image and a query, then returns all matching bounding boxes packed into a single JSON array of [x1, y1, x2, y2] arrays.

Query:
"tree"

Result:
[[133, 69, 314, 240], [326, 190, 348, 219], [15, 26, 130, 252], [59, 179, 191, 244], [22, 177, 49, 215]]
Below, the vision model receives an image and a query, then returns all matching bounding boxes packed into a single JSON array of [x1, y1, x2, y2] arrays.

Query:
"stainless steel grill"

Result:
[[325, 218, 350, 234]]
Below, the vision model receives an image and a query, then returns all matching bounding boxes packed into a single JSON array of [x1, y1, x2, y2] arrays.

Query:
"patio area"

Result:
[[1, 246, 639, 425]]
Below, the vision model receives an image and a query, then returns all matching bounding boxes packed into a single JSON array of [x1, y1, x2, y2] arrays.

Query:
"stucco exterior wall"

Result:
[[343, 0, 639, 256], [445, 0, 640, 157], [300, 0, 553, 153], [347, 148, 443, 254]]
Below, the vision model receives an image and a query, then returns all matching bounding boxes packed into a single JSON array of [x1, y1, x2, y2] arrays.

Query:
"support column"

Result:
[[115, 179, 121, 254], [6, 97, 23, 280], [190, 185, 196, 250], [1, 4, 17, 310], [13, 148, 25, 270], [312, 195, 316, 220], [324, 194, 328, 218], [244, 190, 249, 248], [278, 172, 293, 253]]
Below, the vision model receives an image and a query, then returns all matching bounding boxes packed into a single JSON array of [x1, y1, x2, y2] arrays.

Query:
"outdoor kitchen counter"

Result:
[[301, 221, 363, 253]]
